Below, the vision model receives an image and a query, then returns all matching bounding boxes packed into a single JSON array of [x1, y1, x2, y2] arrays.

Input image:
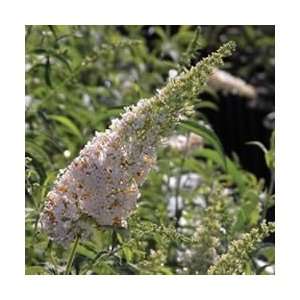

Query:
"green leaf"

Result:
[[193, 148, 246, 193], [246, 138, 275, 170], [48, 25, 58, 39], [194, 100, 219, 111], [180, 119, 227, 170], [32, 48, 47, 55], [40, 171, 56, 203], [25, 140, 50, 164], [256, 244, 275, 263], [122, 246, 133, 262], [159, 266, 173, 275], [246, 141, 268, 154], [44, 55, 52, 88], [267, 131, 275, 170], [25, 25, 32, 43], [233, 191, 260, 231], [48, 115, 82, 139], [48, 49, 72, 72], [25, 266, 48, 275], [76, 244, 96, 260], [234, 209, 247, 232], [32, 48, 72, 72], [92, 261, 117, 275], [242, 191, 260, 225]]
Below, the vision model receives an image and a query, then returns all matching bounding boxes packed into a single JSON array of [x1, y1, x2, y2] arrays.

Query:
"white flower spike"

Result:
[[40, 42, 236, 247]]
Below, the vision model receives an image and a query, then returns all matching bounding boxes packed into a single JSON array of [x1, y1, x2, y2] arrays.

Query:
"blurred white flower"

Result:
[[208, 68, 256, 99], [25, 95, 32, 108], [82, 94, 92, 107], [168, 69, 178, 80], [63, 150, 71, 158], [166, 133, 204, 153]]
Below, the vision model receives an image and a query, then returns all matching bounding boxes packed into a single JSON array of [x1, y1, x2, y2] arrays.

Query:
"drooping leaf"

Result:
[[246, 141, 268, 154], [48, 115, 82, 139], [48, 49, 72, 72], [246, 137, 275, 170], [194, 100, 219, 111]]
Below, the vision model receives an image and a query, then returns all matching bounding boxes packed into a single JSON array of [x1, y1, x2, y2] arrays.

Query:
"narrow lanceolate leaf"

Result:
[[44, 55, 52, 88], [32, 48, 72, 72], [40, 41, 236, 248], [48, 50, 72, 72], [246, 140, 274, 169], [246, 141, 268, 154], [48, 115, 82, 139], [194, 100, 219, 111]]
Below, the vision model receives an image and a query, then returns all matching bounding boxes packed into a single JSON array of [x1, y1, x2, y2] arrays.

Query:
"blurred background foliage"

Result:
[[25, 25, 275, 275]]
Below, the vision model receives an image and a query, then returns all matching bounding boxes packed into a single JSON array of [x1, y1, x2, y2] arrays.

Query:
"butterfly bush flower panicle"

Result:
[[40, 41, 236, 248], [207, 221, 275, 275]]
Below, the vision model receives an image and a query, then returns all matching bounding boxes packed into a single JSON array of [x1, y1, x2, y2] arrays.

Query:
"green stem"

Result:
[[28, 215, 39, 265], [65, 235, 80, 275]]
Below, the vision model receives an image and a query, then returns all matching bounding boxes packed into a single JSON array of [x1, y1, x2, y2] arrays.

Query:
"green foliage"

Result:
[[247, 130, 275, 171], [180, 120, 227, 170], [25, 25, 275, 275]]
